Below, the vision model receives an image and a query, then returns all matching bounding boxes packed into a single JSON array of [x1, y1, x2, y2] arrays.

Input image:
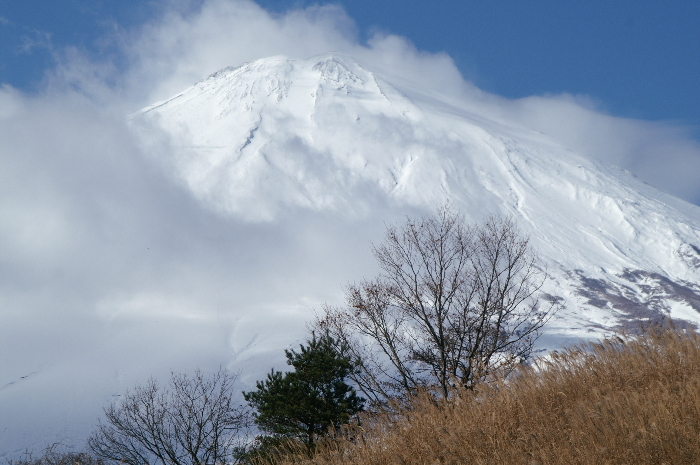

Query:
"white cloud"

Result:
[[501, 94, 700, 204], [0, 77, 389, 452]]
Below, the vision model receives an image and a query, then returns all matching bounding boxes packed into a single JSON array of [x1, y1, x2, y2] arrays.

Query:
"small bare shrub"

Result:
[[7, 444, 102, 465], [88, 368, 248, 465]]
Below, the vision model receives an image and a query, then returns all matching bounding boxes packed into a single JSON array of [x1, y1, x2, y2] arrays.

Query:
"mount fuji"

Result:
[[2, 53, 700, 454], [134, 53, 700, 331]]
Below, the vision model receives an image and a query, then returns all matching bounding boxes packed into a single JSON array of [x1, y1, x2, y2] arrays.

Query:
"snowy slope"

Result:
[[133, 53, 700, 335]]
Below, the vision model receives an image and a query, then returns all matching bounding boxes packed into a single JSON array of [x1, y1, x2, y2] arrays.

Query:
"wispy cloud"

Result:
[[0, 15, 54, 56], [17, 28, 53, 54], [503, 93, 700, 204]]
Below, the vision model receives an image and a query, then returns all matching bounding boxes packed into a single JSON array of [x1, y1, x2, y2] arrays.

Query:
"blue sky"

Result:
[[1, 0, 699, 130]]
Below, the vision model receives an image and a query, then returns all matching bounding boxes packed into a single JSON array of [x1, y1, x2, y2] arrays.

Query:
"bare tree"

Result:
[[315, 207, 554, 405], [88, 368, 248, 465]]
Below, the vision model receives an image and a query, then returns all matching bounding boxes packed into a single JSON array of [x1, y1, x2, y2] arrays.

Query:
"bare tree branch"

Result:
[[314, 207, 557, 406]]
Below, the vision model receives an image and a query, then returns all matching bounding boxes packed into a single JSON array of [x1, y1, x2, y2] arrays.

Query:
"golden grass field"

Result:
[[274, 325, 700, 465]]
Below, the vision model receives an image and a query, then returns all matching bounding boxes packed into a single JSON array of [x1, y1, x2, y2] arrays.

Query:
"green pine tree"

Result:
[[243, 334, 364, 448]]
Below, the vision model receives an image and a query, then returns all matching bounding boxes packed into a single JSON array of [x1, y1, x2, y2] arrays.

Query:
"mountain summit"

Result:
[[134, 54, 700, 332], [135, 54, 442, 220]]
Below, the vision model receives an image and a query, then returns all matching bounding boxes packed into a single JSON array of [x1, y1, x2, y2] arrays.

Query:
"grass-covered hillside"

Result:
[[276, 325, 700, 465]]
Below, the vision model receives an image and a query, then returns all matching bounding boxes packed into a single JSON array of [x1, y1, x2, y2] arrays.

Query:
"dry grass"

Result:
[[275, 325, 700, 465]]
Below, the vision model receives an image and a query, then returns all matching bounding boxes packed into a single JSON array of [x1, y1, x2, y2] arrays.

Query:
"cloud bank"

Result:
[[1, 0, 700, 454]]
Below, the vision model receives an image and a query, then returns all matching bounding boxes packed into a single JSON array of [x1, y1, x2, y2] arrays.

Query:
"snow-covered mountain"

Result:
[[3, 53, 700, 455], [133, 53, 700, 333]]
